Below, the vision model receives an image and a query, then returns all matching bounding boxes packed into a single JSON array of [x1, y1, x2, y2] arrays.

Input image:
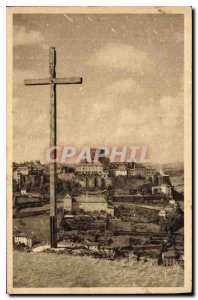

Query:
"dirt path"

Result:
[[115, 202, 173, 211]]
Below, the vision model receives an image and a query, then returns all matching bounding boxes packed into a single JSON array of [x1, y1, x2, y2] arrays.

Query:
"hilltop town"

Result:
[[13, 149, 184, 268]]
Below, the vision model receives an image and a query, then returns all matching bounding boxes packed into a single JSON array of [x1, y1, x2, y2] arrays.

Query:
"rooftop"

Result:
[[76, 161, 102, 166], [76, 194, 107, 203], [19, 205, 50, 213], [14, 232, 35, 239], [163, 250, 176, 257]]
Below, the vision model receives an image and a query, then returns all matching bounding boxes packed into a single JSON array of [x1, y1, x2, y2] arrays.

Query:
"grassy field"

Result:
[[13, 252, 184, 288], [13, 210, 62, 242], [13, 215, 50, 241]]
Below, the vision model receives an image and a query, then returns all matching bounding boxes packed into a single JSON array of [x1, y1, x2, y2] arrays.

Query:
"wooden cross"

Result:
[[24, 47, 82, 248]]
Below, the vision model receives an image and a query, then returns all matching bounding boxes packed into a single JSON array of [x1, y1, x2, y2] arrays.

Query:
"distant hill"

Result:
[[146, 162, 184, 171]]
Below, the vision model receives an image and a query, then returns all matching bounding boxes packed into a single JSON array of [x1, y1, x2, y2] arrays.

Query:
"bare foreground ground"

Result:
[[13, 252, 184, 288]]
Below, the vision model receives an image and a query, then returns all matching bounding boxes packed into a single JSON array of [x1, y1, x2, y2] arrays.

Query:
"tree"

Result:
[[94, 177, 98, 187], [107, 184, 112, 190], [56, 177, 63, 193], [101, 178, 106, 190], [13, 179, 20, 192], [27, 181, 32, 192]]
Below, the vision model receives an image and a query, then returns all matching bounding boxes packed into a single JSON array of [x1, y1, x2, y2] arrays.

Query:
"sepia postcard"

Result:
[[7, 6, 192, 294]]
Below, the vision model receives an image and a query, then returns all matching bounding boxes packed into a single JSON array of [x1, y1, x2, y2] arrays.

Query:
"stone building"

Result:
[[13, 169, 22, 186], [63, 193, 72, 212], [13, 233, 36, 248], [114, 165, 127, 176], [160, 183, 172, 196], [159, 209, 167, 219], [73, 193, 114, 216], [162, 249, 176, 267], [128, 164, 156, 177], [75, 162, 103, 175], [152, 183, 172, 197]]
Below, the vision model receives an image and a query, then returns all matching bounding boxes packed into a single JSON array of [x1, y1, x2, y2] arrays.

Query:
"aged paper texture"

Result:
[[7, 6, 192, 294]]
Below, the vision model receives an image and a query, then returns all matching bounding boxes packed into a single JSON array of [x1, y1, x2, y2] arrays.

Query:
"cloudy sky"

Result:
[[13, 13, 184, 163]]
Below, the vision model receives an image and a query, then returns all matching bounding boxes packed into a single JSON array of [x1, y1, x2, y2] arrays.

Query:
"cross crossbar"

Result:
[[24, 77, 82, 85]]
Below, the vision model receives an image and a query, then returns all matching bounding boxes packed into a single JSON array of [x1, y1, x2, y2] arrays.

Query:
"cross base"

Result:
[[50, 216, 57, 248]]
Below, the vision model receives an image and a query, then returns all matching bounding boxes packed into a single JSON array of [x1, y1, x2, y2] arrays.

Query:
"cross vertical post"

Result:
[[49, 47, 57, 248]]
